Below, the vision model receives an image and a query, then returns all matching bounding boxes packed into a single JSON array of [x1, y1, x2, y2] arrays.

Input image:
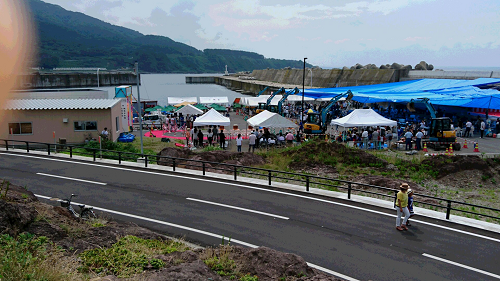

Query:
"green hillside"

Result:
[[27, 0, 310, 73]]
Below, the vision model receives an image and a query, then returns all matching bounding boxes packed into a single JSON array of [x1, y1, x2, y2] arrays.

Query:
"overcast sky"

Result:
[[37, 0, 500, 69]]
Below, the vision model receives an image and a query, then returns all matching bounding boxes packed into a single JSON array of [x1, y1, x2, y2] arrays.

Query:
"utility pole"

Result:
[[135, 62, 144, 154], [301, 58, 307, 132], [97, 68, 100, 88]]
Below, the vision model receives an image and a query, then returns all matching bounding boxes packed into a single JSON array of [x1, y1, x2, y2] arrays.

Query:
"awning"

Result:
[[199, 96, 229, 104], [193, 108, 230, 126], [330, 109, 397, 127], [168, 97, 198, 105]]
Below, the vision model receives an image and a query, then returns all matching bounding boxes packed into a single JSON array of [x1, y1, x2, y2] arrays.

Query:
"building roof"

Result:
[[2, 99, 121, 110]]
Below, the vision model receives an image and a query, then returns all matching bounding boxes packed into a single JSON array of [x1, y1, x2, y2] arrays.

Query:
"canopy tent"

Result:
[[302, 78, 500, 110], [330, 109, 397, 128], [286, 95, 315, 102], [175, 104, 203, 115], [199, 96, 229, 105], [193, 108, 230, 127], [163, 105, 176, 112], [247, 110, 298, 128], [210, 103, 226, 111], [232, 103, 242, 108], [240, 95, 283, 106], [144, 107, 156, 112], [194, 103, 208, 110], [168, 97, 198, 105], [174, 101, 197, 107], [152, 105, 163, 110]]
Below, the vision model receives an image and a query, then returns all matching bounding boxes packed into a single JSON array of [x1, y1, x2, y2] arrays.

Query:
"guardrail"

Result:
[[1, 139, 499, 222]]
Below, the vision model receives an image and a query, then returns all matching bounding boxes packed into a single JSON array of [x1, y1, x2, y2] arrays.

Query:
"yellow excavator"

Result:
[[304, 91, 353, 134]]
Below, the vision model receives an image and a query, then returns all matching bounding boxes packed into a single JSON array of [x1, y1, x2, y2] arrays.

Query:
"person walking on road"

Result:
[[480, 119, 486, 138], [406, 189, 415, 226], [396, 183, 410, 231], [248, 132, 256, 152]]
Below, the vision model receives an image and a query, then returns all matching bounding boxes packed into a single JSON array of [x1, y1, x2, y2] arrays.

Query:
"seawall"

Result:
[[16, 72, 139, 89]]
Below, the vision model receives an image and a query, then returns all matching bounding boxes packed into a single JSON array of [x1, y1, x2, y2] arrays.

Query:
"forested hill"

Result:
[[27, 0, 309, 73]]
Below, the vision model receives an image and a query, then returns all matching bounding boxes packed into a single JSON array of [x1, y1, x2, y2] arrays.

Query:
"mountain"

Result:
[[27, 0, 310, 73]]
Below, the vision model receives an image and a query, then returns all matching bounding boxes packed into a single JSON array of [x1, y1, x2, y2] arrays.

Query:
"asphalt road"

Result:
[[1, 152, 499, 281]]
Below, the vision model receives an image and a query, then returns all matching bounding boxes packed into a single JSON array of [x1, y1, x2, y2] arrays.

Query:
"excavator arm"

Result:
[[320, 90, 353, 126], [277, 87, 299, 115], [407, 98, 437, 118], [266, 87, 285, 107], [257, 86, 269, 97]]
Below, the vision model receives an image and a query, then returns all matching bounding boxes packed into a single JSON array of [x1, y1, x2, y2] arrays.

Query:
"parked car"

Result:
[[118, 132, 135, 143]]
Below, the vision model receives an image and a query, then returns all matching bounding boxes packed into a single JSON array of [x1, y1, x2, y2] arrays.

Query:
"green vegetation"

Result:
[[0, 179, 10, 199], [28, 0, 311, 72], [79, 235, 189, 278], [0, 233, 79, 281]]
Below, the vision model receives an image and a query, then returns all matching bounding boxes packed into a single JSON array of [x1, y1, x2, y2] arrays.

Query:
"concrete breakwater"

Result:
[[17, 72, 139, 89], [188, 68, 406, 95]]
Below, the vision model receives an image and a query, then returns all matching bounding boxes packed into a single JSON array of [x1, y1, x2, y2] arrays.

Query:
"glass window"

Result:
[[8, 123, 20, 134], [74, 121, 85, 131], [8, 122, 32, 135], [20, 123, 32, 134], [116, 116, 119, 130], [85, 121, 97, 131]]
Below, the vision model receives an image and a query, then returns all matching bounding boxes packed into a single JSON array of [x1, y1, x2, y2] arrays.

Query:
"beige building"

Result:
[[0, 99, 125, 144]]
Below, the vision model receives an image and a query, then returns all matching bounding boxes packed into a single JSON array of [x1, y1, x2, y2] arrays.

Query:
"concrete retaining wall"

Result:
[[16, 72, 139, 89], [185, 76, 216, 84], [403, 70, 500, 80]]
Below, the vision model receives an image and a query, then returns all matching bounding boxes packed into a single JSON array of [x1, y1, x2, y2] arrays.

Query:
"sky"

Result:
[[37, 0, 500, 69]]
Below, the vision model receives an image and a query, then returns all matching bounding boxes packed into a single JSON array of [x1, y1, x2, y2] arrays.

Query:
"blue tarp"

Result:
[[302, 78, 500, 109]]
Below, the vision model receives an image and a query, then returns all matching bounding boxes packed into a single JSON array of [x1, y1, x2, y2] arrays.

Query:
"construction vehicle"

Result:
[[407, 98, 460, 151], [277, 87, 300, 116], [256, 87, 285, 114], [304, 91, 353, 134]]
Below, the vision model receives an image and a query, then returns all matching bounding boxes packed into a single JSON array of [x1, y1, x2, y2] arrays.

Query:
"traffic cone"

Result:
[[423, 142, 428, 152], [474, 142, 480, 152], [445, 147, 449, 156], [463, 140, 468, 149], [449, 143, 453, 155]]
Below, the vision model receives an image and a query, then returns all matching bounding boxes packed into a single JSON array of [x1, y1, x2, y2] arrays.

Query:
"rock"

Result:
[[0, 200, 37, 236], [391, 63, 402, 70], [428, 64, 434, 70], [379, 65, 389, 69], [403, 65, 412, 70], [342, 66, 350, 70], [415, 61, 430, 70], [26, 221, 68, 241]]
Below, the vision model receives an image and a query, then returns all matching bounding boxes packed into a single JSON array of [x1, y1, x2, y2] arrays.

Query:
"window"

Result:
[[74, 121, 97, 131], [8, 122, 32, 135], [116, 116, 119, 131]]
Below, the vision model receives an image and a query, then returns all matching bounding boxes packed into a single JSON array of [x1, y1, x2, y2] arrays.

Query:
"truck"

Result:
[[303, 91, 353, 134], [407, 98, 461, 151]]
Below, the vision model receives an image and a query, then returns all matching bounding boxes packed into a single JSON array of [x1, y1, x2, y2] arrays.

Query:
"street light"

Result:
[[301, 58, 307, 132], [134, 62, 144, 155]]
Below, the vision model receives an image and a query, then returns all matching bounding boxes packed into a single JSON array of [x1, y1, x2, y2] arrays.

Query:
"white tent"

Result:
[[175, 104, 203, 115], [286, 95, 315, 102], [193, 108, 230, 127], [241, 96, 269, 107], [247, 110, 298, 128], [199, 96, 229, 105], [330, 109, 397, 127], [167, 97, 198, 105]]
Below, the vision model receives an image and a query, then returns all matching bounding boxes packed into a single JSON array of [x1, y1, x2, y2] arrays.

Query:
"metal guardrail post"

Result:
[[306, 176, 310, 192], [268, 171, 271, 186], [4, 140, 8, 151], [348, 183, 352, 199], [446, 200, 452, 220], [118, 152, 121, 164], [145, 155, 148, 167], [234, 166, 237, 180], [70, 146, 73, 158], [203, 162, 206, 175], [26, 142, 29, 153], [47, 144, 50, 155], [173, 158, 176, 171], [93, 150, 96, 161]]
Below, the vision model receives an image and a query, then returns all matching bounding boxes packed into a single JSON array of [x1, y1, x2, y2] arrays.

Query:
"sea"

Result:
[[99, 73, 245, 106]]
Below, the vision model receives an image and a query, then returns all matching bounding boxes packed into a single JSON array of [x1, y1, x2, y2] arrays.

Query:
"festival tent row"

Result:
[[175, 104, 203, 115], [330, 109, 397, 127], [301, 78, 500, 110], [167, 97, 230, 105], [168, 97, 198, 105], [247, 110, 298, 128], [199, 97, 229, 105], [193, 108, 230, 127]]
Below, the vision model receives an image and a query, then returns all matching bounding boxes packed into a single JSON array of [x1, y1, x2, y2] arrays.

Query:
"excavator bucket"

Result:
[[346, 92, 354, 102], [407, 102, 416, 112]]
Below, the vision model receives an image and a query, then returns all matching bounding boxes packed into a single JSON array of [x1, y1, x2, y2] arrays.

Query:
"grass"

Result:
[[0, 233, 81, 281], [79, 235, 189, 278]]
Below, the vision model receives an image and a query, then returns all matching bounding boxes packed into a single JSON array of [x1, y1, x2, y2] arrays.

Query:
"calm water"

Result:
[[100, 74, 245, 106]]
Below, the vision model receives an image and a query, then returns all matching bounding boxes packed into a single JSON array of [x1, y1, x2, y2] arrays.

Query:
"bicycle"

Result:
[[50, 194, 97, 220]]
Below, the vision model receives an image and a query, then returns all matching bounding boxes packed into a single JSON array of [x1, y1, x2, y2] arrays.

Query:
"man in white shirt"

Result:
[[465, 120, 472, 137], [101, 127, 109, 140], [404, 130, 413, 151], [248, 132, 257, 152], [415, 129, 423, 150], [480, 120, 486, 138], [361, 129, 369, 149]]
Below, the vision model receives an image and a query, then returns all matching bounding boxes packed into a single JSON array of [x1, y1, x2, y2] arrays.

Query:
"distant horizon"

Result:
[[319, 66, 500, 71]]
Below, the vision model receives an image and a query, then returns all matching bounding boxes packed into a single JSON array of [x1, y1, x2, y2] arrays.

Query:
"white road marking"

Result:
[[34, 193, 356, 281], [36, 172, 107, 185], [2, 153, 499, 243], [187, 197, 289, 220], [423, 253, 500, 279]]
